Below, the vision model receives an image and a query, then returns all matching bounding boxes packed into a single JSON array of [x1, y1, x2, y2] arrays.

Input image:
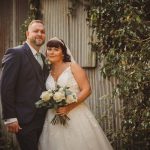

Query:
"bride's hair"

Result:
[[46, 39, 71, 62]]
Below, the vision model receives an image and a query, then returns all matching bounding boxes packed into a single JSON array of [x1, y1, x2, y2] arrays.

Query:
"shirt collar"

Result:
[[26, 41, 39, 56]]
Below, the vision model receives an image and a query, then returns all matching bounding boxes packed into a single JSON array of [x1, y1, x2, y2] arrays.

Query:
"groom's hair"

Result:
[[46, 40, 71, 62], [28, 20, 44, 31]]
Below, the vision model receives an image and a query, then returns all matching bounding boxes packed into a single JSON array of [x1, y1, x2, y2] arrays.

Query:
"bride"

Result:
[[38, 37, 113, 150]]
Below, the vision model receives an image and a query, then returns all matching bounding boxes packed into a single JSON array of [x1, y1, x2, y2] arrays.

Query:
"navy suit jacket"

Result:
[[0, 43, 49, 124]]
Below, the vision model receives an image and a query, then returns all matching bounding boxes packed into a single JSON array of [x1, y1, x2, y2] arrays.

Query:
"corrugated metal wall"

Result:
[[41, 0, 96, 68], [41, 0, 122, 134]]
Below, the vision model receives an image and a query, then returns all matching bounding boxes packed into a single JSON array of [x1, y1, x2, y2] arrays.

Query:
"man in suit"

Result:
[[1, 20, 49, 150]]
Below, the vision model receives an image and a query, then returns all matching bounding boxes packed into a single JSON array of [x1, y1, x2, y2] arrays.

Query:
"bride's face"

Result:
[[46, 47, 64, 63]]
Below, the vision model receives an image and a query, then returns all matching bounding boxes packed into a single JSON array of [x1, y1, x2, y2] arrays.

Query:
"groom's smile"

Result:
[[26, 22, 46, 50]]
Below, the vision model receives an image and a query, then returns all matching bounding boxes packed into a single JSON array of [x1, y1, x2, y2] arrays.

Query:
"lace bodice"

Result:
[[46, 66, 80, 94]]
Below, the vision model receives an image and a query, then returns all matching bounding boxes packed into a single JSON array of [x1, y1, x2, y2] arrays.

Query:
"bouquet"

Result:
[[35, 85, 77, 125]]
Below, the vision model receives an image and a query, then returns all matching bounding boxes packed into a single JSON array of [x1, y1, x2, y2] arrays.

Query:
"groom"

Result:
[[0, 20, 49, 150]]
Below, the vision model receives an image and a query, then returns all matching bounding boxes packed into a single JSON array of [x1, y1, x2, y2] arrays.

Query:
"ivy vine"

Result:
[[86, 0, 150, 149], [20, 0, 42, 44]]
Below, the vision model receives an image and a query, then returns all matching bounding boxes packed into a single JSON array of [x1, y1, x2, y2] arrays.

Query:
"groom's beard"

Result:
[[29, 37, 45, 47], [33, 38, 45, 46]]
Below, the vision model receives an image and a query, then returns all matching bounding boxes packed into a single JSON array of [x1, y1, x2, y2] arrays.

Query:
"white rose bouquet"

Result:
[[35, 85, 77, 125]]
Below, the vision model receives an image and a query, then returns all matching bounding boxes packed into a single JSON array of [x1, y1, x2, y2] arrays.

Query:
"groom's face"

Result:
[[26, 22, 45, 47]]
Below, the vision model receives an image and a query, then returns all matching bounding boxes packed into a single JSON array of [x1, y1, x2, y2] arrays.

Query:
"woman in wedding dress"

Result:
[[38, 37, 113, 150]]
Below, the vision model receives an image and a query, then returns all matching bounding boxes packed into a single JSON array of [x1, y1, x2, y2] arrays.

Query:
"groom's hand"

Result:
[[6, 121, 22, 133]]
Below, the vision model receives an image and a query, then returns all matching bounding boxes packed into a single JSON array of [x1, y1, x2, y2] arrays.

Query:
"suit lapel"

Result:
[[23, 43, 44, 88]]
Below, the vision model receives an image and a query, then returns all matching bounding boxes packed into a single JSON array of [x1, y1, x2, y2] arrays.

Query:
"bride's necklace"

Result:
[[50, 63, 66, 80]]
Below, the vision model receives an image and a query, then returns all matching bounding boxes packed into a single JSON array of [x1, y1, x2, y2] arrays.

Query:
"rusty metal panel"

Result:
[[0, 1, 28, 149], [0, 0, 13, 63], [0, 0, 28, 65], [15, 0, 28, 44]]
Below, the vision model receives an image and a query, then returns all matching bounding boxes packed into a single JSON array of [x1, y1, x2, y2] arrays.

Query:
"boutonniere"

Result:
[[45, 58, 51, 71]]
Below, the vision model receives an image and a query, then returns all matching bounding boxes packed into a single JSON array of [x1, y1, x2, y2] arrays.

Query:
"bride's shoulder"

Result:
[[70, 62, 80, 68], [70, 62, 84, 74]]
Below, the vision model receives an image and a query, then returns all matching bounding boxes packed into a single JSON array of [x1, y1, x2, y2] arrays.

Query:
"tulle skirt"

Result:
[[38, 103, 113, 150]]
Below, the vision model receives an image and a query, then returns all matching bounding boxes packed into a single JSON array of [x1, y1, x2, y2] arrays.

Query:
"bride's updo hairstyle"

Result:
[[46, 38, 71, 62]]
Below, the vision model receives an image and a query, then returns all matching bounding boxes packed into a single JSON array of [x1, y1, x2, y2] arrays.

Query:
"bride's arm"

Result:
[[57, 63, 91, 115]]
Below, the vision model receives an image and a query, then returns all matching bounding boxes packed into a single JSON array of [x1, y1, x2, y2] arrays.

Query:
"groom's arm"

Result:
[[1, 48, 22, 133], [1, 48, 20, 120]]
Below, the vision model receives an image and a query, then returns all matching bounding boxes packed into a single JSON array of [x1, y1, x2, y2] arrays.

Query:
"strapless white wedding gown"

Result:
[[38, 66, 113, 150]]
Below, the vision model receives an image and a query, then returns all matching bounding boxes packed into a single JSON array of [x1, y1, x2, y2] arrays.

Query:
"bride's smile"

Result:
[[47, 47, 64, 63]]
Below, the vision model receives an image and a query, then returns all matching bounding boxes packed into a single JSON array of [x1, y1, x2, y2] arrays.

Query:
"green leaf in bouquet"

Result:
[[56, 84, 61, 90], [65, 89, 72, 95], [46, 102, 54, 109], [35, 100, 45, 108], [61, 99, 67, 105], [51, 114, 70, 125], [57, 100, 66, 107], [73, 95, 76, 99], [54, 103, 59, 109], [64, 86, 69, 90]]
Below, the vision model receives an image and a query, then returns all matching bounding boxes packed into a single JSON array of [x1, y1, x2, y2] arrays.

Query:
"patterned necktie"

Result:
[[36, 53, 43, 69]]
